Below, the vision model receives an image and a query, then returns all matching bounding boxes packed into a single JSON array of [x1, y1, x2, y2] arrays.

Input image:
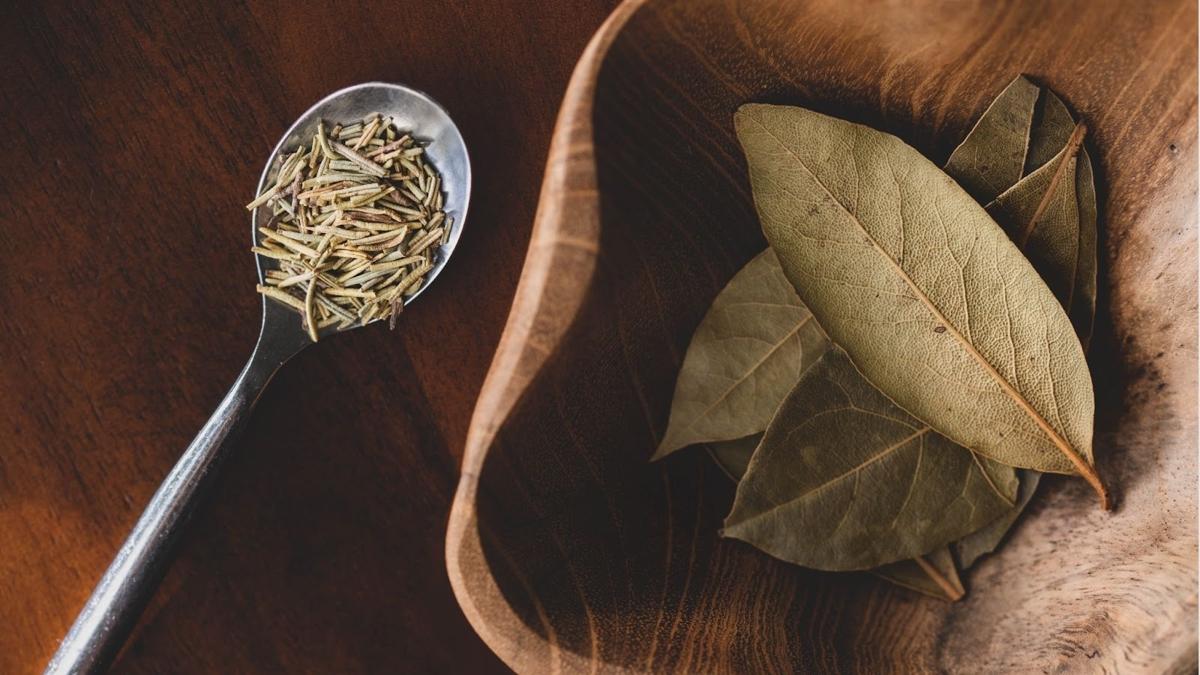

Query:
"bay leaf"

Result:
[[955, 470, 1042, 569], [945, 75, 1080, 194], [724, 83, 1098, 585], [873, 547, 964, 601], [728, 84, 1089, 587], [653, 249, 829, 459], [961, 84, 1096, 565], [943, 80, 1096, 567], [944, 75, 1040, 204], [708, 433, 762, 481], [1025, 88, 1078, 174], [988, 125, 1097, 349], [734, 103, 1106, 506], [722, 349, 1019, 571], [1071, 149, 1098, 346], [943, 76, 1097, 349]]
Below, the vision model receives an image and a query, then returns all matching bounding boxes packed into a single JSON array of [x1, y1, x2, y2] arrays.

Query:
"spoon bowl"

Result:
[[253, 83, 471, 309], [253, 82, 471, 343], [47, 82, 470, 675]]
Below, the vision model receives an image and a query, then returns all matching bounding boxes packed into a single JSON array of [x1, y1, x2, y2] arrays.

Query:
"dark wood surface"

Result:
[[448, 0, 1198, 672], [0, 1, 616, 672]]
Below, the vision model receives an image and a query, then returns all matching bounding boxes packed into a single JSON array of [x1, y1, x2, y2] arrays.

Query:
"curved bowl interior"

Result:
[[452, 1, 1197, 672]]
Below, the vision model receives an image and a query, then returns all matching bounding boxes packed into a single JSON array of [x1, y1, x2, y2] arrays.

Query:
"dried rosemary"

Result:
[[246, 113, 449, 341]]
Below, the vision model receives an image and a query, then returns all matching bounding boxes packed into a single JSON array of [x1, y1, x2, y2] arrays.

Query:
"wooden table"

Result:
[[0, 1, 615, 672]]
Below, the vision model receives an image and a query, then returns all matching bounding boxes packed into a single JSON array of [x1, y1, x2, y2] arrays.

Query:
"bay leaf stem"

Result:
[[914, 555, 963, 601]]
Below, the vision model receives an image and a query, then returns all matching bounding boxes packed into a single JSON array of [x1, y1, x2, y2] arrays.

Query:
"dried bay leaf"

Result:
[[723, 349, 1018, 571], [989, 124, 1097, 349], [1025, 88, 1078, 174], [873, 547, 964, 601], [734, 103, 1106, 506], [945, 75, 1081, 195], [941, 81, 1095, 567], [702, 259, 1018, 572], [664, 81, 1097, 588], [720, 82, 1097, 586], [708, 433, 762, 481], [724, 85, 1089, 586], [692, 269, 1011, 576], [944, 75, 1040, 203], [955, 470, 1042, 569], [948, 75, 1097, 346], [654, 249, 829, 459], [942, 79, 1097, 566], [846, 118, 1095, 576], [1069, 149, 1098, 349], [950, 133, 1095, 563]]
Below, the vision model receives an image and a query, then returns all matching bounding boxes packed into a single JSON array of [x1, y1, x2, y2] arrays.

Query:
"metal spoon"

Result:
[[46, 82, 471, 675]]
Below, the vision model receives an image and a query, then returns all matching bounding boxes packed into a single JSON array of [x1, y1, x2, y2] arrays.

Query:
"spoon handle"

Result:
[[46, 326, 300, 675]]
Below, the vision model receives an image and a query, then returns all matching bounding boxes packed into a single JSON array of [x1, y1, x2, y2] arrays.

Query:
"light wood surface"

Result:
[[447, 0, 1198, 672]]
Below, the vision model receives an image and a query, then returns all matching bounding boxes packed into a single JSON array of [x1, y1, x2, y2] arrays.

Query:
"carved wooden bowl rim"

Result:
[[446, 3, 643, 669]]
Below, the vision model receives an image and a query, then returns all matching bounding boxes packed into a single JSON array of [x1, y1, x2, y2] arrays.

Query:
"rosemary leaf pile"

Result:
[[656, 76, 1101, 601], [247, 114, 449, 341]]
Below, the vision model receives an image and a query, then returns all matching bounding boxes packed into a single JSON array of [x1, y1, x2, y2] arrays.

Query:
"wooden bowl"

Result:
[[447, 0, 1198, 671]]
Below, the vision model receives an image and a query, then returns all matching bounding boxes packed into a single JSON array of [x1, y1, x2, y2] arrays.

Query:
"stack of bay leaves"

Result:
[[653, 76, 1103, 601]]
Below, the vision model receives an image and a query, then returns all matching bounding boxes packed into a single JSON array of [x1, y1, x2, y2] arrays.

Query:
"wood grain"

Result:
[[447, 0, 1198, 672], [0, 0, 617, 672]]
